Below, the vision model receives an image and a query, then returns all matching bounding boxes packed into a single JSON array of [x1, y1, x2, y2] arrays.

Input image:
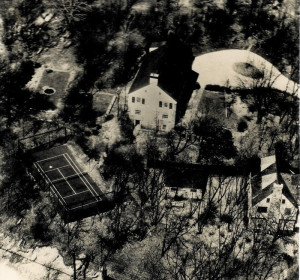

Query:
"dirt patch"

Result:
[[232, 62, 264, 79]]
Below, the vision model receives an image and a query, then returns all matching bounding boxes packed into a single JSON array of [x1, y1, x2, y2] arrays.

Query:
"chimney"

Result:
[[150, 73, 159, 86]]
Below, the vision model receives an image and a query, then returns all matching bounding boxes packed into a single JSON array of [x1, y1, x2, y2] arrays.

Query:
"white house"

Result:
[[128, 74, 177, 131], [250, 155, 299, 232], [166, 186, 202, 201]]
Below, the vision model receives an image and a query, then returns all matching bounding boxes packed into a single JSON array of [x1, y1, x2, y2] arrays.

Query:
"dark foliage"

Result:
[[118, 111, 135, 143], [0, 153, 40, 217], [193, 117, 237, 164], [102, 145, 144, 180], [205, 85, 231, 93], [237, 120, 248, 132], [0, 60, 51, 126]]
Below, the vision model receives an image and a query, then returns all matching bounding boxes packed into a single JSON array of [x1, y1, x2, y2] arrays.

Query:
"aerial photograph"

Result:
[[0, 0, 299, 279]]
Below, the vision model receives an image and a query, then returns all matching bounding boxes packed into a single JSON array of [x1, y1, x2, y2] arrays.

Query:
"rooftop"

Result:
[[129, 38, 199, 122]]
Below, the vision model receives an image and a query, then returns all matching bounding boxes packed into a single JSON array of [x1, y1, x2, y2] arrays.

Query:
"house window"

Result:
[[159, 101, 162, 107], [162, 125, 166, 129], [132, 97, 135, 103], [162, 114, 168, 119], [164, 103, 168, 107], [285, 208, 291, 215], [142, 98, 145, 104], [266, 198, 270, 203], [257, 207, 268, 213], [137, 97, 141, 102], [135, 110, 141, 115], [282, 199, 286, 204], [135, 120, 140, 125], [169, 103, 173, 109]]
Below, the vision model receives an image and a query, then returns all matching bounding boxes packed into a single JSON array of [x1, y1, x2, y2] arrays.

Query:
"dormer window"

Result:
[[285, 208, 291, 215]]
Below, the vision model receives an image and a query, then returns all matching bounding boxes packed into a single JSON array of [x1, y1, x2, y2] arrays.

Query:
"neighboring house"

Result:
[[128, 73, 177, 131], [166, 186, 202, 201], [250, 155, 299, 232], [156, 161, 208, 201]]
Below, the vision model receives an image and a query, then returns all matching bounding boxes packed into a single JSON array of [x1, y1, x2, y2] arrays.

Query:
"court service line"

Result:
[[63, 154, 99, 198], [57, 169, 76, 194], [45, 165, 70, 173], [52, 172, 86, 183], [36, 154, 65, 163], [34, 162, 67, 206], [69, 199, 98, 211], [63, 190, 90, 199]]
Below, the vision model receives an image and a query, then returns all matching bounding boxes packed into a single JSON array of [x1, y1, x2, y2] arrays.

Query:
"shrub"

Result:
[[205, 84, 231, 92], [118, 111, 135, 143], [237, 120, 248, 132], [105, 114, 114, 121], [220, 214, 233, 224]]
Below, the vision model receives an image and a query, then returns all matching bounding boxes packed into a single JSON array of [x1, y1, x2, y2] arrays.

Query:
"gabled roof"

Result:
[[252, 155, 299, 208], [252, 184, 273, 206], [278, 173, 298, 208], [260, 155, 276, 172], [129, 38, 199, 122], [129, 83, 177, 103]]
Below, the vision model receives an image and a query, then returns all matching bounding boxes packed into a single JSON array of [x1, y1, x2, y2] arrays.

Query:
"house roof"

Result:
[[252, 184, 273, 206], [129, 83, 176, 103], [261, 155, 276, 172], [252, 155, 299, 208], [129, 38, 199, 122], [164, 167, 209, 190]]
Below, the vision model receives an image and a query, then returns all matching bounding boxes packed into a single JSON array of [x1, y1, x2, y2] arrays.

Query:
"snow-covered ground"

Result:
[[0, 262, 28, 280], [0, 233, 73, 280], [192, 49, 299, 96], [183, 49, 299, 124], [0, 17, 7, 58]]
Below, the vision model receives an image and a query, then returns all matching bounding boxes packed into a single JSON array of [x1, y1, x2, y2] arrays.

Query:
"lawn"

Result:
[[37, 69, 70, 107], [93, 92, 115, 116], [198, 90, 225, 121]]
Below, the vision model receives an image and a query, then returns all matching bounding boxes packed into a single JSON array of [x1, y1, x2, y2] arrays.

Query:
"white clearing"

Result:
[[192, 49, 299, 96], [182, 49, 299, 123], [0, 262, 27, 280]]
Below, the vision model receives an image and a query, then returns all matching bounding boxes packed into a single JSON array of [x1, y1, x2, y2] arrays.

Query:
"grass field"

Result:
[[37, 69, 70, 107], [93, 92, 115, 115], [198, 90, 226, 121]]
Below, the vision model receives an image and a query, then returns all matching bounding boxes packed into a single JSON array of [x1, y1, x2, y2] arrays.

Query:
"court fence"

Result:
[[18, 127, 73, 153]]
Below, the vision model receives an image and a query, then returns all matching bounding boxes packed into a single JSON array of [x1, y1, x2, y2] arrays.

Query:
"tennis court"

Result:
[[33, 145, 103, 213]]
